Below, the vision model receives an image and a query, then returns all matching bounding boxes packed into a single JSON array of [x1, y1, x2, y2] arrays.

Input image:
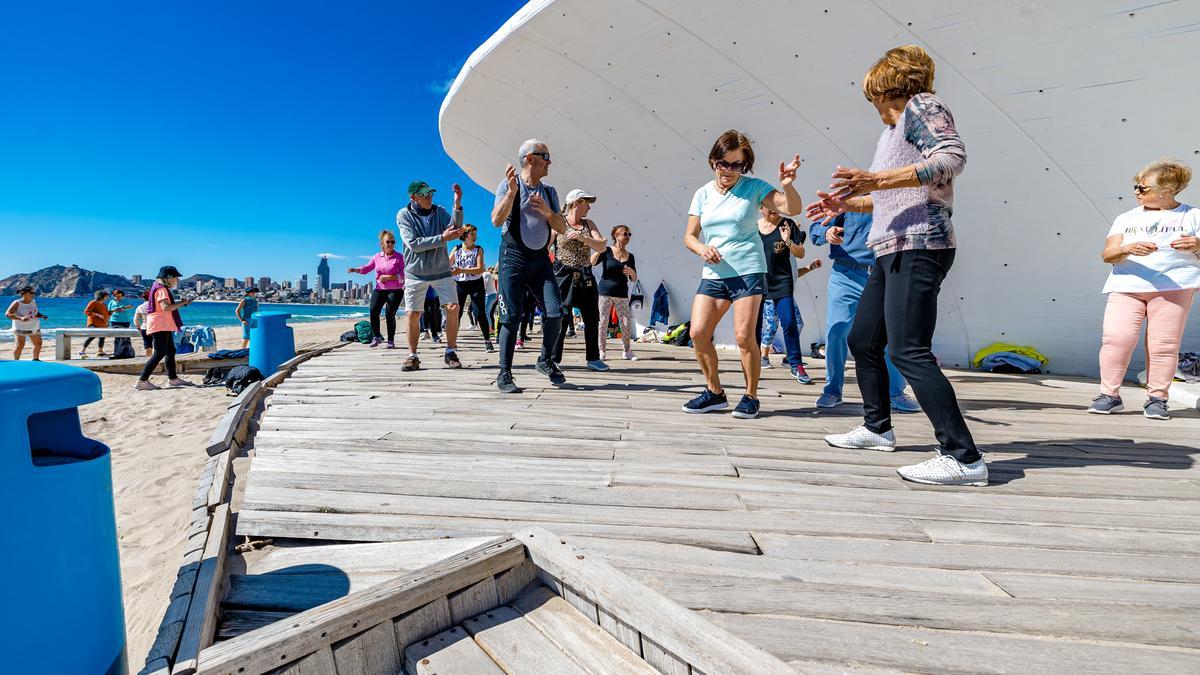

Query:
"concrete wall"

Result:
[[439, 0, 1200, 375]]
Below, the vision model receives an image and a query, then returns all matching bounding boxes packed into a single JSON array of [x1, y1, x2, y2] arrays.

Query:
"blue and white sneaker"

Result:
[[731, 395, 760, 419], [815, 392, 843, 408], [791, 364, 813, 385], [682, 388, 729, 414], [890, 392, 921, 413]]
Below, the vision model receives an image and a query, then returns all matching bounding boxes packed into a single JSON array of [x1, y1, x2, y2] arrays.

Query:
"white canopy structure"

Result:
[[440, 0, 1199, 376]]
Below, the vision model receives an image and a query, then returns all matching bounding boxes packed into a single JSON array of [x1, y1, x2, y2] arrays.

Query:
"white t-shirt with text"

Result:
[[1102, 204, 1200, 294]]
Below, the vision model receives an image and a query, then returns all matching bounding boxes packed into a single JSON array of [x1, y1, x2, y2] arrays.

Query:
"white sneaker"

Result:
[[599, 348, 607, 361], [134, 380, 160, 391], [623, 349, 638, 361], [897, 453, 988, 487], [824, 425, 896, 451]]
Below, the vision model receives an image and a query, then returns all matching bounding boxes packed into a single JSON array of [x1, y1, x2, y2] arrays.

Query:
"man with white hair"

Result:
[[489, 138, 569, 393]]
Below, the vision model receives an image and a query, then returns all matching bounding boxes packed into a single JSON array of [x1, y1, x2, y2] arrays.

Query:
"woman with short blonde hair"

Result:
[[808, 45, 984, 486], [1090, 159, 1199, 419]]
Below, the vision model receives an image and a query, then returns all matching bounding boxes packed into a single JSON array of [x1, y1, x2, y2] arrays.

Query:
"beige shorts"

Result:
[[403, 277, 458, 312]]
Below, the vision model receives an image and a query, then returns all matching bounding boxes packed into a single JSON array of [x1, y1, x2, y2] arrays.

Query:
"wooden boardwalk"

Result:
[[231, 333, 1200, 673]]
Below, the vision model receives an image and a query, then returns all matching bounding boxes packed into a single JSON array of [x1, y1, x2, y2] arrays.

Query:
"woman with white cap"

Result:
[[551, 188, 610, 370]]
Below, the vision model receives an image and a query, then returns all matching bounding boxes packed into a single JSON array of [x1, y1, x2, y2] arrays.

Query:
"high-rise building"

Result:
[[258, 277, 271, 290], [317, 257, 331, 291], [131, 274, 143, 286], [224, 277, 237, 290], [244, 276, 254, 288], [297, 274, 308, 293]]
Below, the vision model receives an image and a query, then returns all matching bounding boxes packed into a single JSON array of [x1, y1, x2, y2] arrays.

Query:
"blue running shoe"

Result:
[[791, 365, 813, 385], [731, 395, 760, 419], [682, 388, 729, 414]]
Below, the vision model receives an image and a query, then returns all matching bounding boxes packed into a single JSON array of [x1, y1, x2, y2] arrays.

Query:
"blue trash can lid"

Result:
[[0, 362, 102, 412], [254, 311, 292, 321]]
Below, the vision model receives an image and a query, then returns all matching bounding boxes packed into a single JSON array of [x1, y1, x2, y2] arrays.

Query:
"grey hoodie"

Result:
[[395, 203, 463, 281]]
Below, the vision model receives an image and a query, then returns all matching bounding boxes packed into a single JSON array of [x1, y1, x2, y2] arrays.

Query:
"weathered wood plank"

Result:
[[448, 577, 500, 624], [984, 572, 1200, 608], [250, 537, 495, 576], [512, 585, 657, 675], [494, 558, 538, 605], [194, 537, 522, 675], [331, 621, 402, 675], [173, 503, 230, 675], [642, 636, 689, 675], [266, 645, 336, 675], [597, 606, 642, 656], [462, 605, 590, 674], [392, 597, 452, 656], [216, 610, 291, 641], [404, 626, 504, 675]]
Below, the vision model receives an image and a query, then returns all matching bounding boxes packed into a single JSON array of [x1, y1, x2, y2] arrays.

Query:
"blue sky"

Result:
[[0, 1, 525, 285]]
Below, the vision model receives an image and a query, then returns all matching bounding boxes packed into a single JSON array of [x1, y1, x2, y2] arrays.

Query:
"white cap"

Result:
[[564, 188, 597, 205]]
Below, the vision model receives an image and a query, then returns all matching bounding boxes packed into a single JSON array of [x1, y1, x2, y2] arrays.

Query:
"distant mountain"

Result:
[[0, 265, 142, 298], [182, 273, 224, 286]]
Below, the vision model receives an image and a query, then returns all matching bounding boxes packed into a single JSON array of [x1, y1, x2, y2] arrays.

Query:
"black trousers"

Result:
[[552, 270, 600, 363], [456, 278, 491, 340], [139, 331, 177, 380], [496, 244, 562, 372], [422, 296, 442, 337], [848, 249, 980, 464], [369, 289, 403, 341]]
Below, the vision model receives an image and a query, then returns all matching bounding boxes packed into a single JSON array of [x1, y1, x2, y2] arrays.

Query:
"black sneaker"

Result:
[[444, 350, 462, 369], [731, 395, 760, 419], [682, 388, 729, 414], [495, 370, 521, 394], [485, 340, 496, 353], [535, 358, 567, 385]]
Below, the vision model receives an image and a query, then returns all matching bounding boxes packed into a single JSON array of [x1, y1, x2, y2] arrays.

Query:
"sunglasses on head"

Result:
[[713, 160, 746, 173], [1133, 184, 1153, 194], [529, 151, 551, 162]]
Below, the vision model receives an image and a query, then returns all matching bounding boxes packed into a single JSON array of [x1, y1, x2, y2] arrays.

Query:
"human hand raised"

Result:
[[505, 164, 518, 192], [442, 225, 466, 242], [451, 183, 463, 208], [829, 166, 878, 200], [805, 191, 847, 223], [778, 154, 802, 188]]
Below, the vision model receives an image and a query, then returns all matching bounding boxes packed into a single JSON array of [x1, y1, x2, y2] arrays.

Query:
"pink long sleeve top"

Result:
[[359, 251, 405, 290]]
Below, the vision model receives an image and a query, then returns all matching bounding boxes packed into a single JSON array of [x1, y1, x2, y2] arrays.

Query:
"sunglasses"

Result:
[[713, 160, 746, 173], [1133, 185, 1153, 194], [529, 151, 551, 162], [619, 232, 632, 238]]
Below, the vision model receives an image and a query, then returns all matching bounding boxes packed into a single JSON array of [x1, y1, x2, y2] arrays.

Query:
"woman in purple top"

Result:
[[807, 45, 985, 487], [350, 229, 406, 348]]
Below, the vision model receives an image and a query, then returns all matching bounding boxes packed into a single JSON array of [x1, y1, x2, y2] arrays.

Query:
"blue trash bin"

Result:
[[0, 361, 126, 674], [249, 311, 295, 376]]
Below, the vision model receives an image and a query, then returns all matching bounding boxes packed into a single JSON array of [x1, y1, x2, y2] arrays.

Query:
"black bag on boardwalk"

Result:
[[203, 366, 233, 386], [223, 365, 264, 394]]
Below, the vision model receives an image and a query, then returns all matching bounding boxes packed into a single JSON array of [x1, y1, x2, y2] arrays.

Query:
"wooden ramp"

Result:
[[235, 334, 1200, 673]]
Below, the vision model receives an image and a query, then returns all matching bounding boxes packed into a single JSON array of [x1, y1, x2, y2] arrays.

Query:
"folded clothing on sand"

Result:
[[207, 348, 249, 360]]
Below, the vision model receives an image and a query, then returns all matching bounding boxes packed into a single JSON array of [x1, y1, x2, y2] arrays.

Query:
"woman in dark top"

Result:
[[593, 224, 639, 361], [551, 189, 609, 370], [756, 206, 811, 384]]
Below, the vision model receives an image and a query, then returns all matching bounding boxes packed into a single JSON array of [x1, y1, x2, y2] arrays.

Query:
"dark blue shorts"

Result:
[[696, 274, 766, 301]]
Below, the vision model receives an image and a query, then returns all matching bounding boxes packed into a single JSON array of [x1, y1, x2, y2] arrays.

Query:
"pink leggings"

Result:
[[1099, 289, 1196, 399]]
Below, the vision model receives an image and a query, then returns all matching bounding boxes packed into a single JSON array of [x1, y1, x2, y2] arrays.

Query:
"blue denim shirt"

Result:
[[809, 212, 875, 266]]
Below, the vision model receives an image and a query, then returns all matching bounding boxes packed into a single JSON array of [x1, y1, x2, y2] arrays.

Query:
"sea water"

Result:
[[0, 297, 370, 342]]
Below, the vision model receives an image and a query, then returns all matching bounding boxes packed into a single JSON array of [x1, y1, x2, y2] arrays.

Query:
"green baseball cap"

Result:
[[408, 180, 436, 196]]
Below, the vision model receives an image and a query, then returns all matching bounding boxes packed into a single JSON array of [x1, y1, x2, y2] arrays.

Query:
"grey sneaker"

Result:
[[760, 356, 773, 369], [815, 392, 843, 408], [890, 392, 921, 413], [1087, 394, 1124, 414], [495, 370, 521, 394], [824, 425, 896, 451], [1143, 397, 1170, 420], [898, 453, 988, 487]]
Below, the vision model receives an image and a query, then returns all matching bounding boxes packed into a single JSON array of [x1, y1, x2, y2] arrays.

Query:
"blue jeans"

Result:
[[756, 296, 804, 368], [824, 263, 906, 398]]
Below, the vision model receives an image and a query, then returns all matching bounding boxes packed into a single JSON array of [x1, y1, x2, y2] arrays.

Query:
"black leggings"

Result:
[[82, 335, 106, 351], [139, 331, 177, 381], [369, 289, 403, 341], [552, 271, 600, 363], [421, 296, 442, 337], [848, 249, 978, 463], [456, 278, 491, 340]]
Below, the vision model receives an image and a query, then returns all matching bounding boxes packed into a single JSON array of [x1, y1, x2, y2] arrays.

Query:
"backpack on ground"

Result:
[[109, 337, 136, 360], [223, 365, 264, 394], [203, 366, 232, 386], [339, 329, 358, 342], [353, 320, 373, 344]]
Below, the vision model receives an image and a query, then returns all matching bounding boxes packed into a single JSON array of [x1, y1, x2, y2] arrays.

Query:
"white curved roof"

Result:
[[440, 0, 1200, 375]]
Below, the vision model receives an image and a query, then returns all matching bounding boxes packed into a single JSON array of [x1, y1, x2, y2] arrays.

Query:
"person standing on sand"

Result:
[[490, 138, 570, 393], [136, 266, 193, 390], [133, 291, 152, 356], [396, 180, 465, 372], [80, 290, 112, 358], [349, 229, 406, 348], [6, 286, 46, 361], [235, 287, 260, 349]]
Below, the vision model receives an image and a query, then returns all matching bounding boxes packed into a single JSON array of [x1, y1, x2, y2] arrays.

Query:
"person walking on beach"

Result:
[[490, 138, 569, 393], [808, 45, 985, 486], [107, 290, 134, 329], [809, 211, 920, 413], [133, 291, 152, 356], [79, 290, 113, 358], [451, 225, 495, 352], [6, 286, 46, 361], [594, 225, 639, 361], [682, 129, 805, 419], [136, 266, 193, 390], [755, 207, 813, 385], [396, 180, 465, 371], [552, 189, 610, 371], [1089, 159, 1199, 420], [350, 230, 405, 348], [235, 287, 260, 349]]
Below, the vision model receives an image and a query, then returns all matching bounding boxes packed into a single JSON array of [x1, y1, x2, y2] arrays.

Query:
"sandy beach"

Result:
[[69, 318, 354, 668]]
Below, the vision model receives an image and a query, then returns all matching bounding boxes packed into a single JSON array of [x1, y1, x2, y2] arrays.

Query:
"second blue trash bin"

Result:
[[249, 310, 295, 375], [0, 361, 126, 674]]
